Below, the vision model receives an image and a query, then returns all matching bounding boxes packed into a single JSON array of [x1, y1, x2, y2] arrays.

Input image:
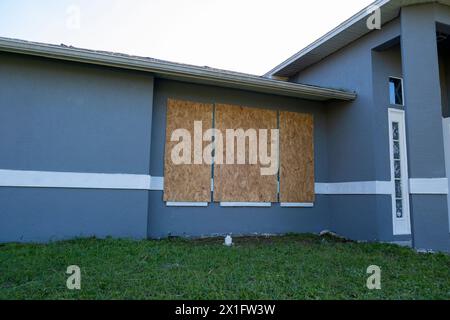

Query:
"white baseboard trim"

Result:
[[409, 178, 449, 195]]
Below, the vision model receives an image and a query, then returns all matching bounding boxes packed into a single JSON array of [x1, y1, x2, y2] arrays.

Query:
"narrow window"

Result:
[[392, 122, 403, 218], [388, 109, 411, 235], [389, 77, 404, 106]]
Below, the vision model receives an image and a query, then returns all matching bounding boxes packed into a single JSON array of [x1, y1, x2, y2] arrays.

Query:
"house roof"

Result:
[[265, 0, 450, 78], [0, 37, 356, 102]]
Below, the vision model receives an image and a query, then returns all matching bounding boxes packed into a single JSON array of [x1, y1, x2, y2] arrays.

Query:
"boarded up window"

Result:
[[279, 111, 315, 203], [213, 104, 278, 202], [163, 99, 213, 202]]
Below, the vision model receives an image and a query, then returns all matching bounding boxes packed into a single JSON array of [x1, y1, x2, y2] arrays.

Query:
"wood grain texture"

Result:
[[279, 111, 315, 203], [163, 99, 213, 202], [213, 104, 278, 202]]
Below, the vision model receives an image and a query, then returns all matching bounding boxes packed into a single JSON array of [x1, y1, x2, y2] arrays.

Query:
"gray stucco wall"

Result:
[[0, 53, 154, 242], [291, 19, 401, 183], [329, 194, 410, 243], [148, 194, 330, 239], [148, 79, 331, 239], [401, 4, 450, 252], [401, 5, 447, 179], [372, 43, 403, 181], [0, 52, 154, 174], [0, 188, 149, 243], [290, 19, 406, 243]]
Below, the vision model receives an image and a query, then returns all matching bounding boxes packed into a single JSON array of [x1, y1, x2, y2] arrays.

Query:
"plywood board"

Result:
[[279, 111, 315, 203], [213, 104, 278, 202], [163, 99, 213, 202]]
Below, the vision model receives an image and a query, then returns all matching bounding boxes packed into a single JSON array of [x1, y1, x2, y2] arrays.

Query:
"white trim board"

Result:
[[150, 176, 164, 191], [0, 169, 151, 190], [0, 170, 448, 196], [315, 181, 393, 195], [409, 178, 449, 195]]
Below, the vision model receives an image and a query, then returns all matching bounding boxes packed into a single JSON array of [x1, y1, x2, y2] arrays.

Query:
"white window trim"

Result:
[[389, 76, 405, 107], [388, 108, 411, 235], [220, 202, 272, 208], [280, 203, 314, 208], [166, 202, 209, 207]]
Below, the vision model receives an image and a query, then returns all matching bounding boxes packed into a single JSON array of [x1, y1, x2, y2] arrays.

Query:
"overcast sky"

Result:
[[0, 0, 374, 75]]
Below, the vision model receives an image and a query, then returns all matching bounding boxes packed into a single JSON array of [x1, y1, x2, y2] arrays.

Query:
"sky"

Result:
[[0, 0, 374, 75]]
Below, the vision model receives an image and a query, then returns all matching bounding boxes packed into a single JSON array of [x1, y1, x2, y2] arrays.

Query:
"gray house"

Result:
[[1, 0, 450, 253]]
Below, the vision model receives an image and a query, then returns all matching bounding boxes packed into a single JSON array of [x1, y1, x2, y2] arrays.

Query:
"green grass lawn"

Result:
[[0, 234, 449, 300]]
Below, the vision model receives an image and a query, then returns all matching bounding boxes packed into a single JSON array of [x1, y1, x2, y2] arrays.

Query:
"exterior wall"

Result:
[[0, 53, 154, 242], [2, 4, 449, 249], [0, 188, 149, 242], [148, 79, 331, 239], [401, 4, 450, 252], [372, 43, 403, 180], [290, 19, 407, 243], [291, 19, 401, 183], [0, 53, 333, 242], [328, 195, 397, 242]]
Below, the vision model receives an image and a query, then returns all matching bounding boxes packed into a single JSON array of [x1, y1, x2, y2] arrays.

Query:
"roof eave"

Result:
[[0, 37, 356, 101], [264, 0, 394, 78]]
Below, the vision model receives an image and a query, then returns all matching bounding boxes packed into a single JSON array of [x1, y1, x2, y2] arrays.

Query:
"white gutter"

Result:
[[0, 37, 356, 101]]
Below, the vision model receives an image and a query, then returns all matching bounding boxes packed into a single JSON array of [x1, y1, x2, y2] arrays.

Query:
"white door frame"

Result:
[[388, 109, 412, 235]]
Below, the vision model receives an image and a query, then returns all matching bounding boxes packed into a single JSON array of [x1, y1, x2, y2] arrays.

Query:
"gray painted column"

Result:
[[401, 5, 450, 252]]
